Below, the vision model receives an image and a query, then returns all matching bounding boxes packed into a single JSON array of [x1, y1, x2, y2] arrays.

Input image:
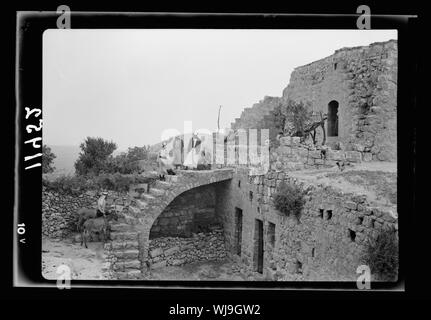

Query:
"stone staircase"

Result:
[[106, 222, 141, 280], [231, 96, 281, 131], [105, 169, 234, 279]]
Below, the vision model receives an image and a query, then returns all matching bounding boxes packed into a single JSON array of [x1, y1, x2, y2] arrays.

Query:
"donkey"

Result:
[[76, 208, 97, 232], [80, 212, 118, 248]]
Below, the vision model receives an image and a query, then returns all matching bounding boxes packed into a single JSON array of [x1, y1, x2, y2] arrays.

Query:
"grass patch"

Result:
[[326, 170, 397, 205]]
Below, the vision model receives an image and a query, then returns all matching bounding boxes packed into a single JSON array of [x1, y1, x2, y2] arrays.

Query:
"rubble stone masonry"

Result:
[[216, 167, 398, 281]]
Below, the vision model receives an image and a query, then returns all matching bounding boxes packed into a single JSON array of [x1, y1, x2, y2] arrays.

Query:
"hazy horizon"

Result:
[[43, 29, 397, 151]]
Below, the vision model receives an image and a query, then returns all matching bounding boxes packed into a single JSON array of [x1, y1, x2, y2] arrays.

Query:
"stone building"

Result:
[[43, 40, 398, 281], [231, 40, 397, 161]]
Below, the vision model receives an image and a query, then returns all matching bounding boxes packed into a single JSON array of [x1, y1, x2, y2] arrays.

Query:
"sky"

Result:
[[43, 29, 397, 151]]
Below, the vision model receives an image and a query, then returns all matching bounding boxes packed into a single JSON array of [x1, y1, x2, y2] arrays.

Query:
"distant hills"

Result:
[[47, 145, 130, 177], [48, 145, 80, 176]]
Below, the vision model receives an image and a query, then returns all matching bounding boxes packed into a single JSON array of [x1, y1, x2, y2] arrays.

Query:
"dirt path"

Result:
[[42, 237, 107, 280], [146, 259, 264, 281]]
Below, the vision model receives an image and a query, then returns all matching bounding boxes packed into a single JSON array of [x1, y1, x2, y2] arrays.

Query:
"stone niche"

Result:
[[149, 184, 219, 238]]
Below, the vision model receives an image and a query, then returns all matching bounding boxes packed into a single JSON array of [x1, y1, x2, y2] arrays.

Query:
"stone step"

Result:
[[111, 241, 139, 250], [135, 199, 148, 209], [165, 175, 179, 183], [149, 188, 165, 196], [111, 249, 140, 260], [110, 223, 133, 232], [112, 259, 141, 271], [141, 193, 155, 201], [110, 231, 139, 241], [115, 270, 142, 280], [155, 180, 172, 189]]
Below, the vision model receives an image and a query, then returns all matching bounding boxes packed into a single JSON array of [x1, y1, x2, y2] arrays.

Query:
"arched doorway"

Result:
[[327, 100, 339, 137]]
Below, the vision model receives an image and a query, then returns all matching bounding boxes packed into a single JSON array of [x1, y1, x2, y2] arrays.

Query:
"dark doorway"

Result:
[[254, 219, 264, 273], [234, 208, 243, 256], [327, 100, 339, 137]]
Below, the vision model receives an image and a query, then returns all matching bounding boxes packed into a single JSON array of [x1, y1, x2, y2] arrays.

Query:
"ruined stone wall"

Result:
[[230, 40, 397, 161], [148, 226, 227, 269], [231, 96, 282, 143], [42, 187, 130, 238], [271, 136, 364, 172], [216, 168, 398, 281], [283, 40, 397, 161], [149, 185, 218, 238]]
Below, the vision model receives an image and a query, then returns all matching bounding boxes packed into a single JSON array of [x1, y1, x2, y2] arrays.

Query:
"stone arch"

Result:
[[149, 184, 218, 239], [327, 100, 339, 137], [134, 169, 233, 265]]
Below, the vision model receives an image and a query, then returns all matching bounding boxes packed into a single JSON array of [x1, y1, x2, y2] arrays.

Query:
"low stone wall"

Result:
[[148, 226, 227, 268], [42, 187, 96, 238], [42, 187, 129, 238], [271, 136, 365, 172]]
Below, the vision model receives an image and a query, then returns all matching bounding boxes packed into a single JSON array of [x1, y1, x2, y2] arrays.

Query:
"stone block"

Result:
[[171, 259, 185, 266], [362, 153, 373, 162], [344, 201, 357, 210], [115, 250, 139, 260], [124, 260, 141, 269], [151, 260, 167, 269], [127, 270, 142, 278], [150, 248, 163, 258], [291, 137, 301, 145], [164, 246, 180, 256], [345, 151, 362, 163], [279, 136, 292, 146]]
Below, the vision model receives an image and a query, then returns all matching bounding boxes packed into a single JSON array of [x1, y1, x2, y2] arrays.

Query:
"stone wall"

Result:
[[271, 136, 364, 172], [230, 96, 282, 143], [216, 168, 398, 281], [150, 185, 218, 238], [42, 187, 96, 238], [148, 226, 227, 268], [283, 40, 397, 161], [42, 187, 129, 238], [230, 40, 397, 161]]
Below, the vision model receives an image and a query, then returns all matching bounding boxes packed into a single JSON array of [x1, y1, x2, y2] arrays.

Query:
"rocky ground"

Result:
[[144, 259, 266, 281], [42, 236, 260, 281], [289, 161, 397, 210], [42, 236, 108, 280]]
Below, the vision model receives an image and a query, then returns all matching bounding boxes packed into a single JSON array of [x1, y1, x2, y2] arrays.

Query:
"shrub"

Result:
[[43, 175, 87, 194], [273, 181, 306, 218], [363, 228, 399, 281], [42, 172, 158, 194], [42, 145, 56, 174], [75, 137, 117, 176], [270, 100, 314, 138]]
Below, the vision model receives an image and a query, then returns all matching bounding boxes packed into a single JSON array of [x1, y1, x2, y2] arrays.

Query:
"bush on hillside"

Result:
[[363, 228, 399, 281], [273, 181, 306, 219]]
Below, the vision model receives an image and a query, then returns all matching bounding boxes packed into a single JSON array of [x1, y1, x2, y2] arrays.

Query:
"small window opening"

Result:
[[295, 260, 303, 274], [349, 229, 356, 242], [268, 222, 276, 247]]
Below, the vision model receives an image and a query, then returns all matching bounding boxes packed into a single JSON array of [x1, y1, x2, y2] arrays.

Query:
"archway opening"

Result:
[[327, 100, 339, 137], [148, 184, 227, 269]]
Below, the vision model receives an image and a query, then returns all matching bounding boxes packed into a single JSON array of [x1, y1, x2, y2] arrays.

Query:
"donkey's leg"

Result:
[[83, 230, 88, 248]]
